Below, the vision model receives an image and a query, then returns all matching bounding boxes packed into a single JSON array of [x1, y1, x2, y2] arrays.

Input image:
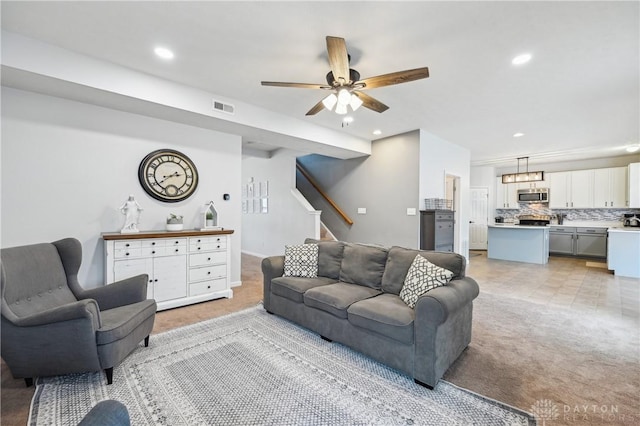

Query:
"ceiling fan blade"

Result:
[[261, 81, 331, 90], [305, 99, 326, 116], [354, 91, 389, 113], [326, 36, 350, 84], [357, 67, 430, 90]]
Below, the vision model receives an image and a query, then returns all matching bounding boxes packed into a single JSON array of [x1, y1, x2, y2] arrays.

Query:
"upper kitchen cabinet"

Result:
[[495, 177, 519, 209], [593, 167, 627, 208], [547, 170, 593, 209], [629, 163, 640, 208]]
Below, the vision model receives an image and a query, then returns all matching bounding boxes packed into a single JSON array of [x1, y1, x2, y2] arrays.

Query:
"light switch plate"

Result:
[[357, 208, 367, 214], [407, 208, 417, 216]]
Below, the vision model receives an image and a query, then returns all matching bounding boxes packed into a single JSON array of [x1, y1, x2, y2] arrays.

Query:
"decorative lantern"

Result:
[[200, 201, 221, 230]]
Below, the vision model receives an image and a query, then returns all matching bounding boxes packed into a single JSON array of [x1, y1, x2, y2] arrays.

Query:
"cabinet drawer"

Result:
[[435, 213, 454, 221], [189, 278, 227, 297], [189, 251, 226, 267], [189, 265, 226, 282], [550, 227, 576, 234], [115, 248, 142, 259], [576, 228, 607, 235], [115, 241, 141, 250], [189, 238, 226, 252]]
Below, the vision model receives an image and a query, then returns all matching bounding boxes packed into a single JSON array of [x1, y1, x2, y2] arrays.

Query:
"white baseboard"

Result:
[[231, 280, 242, 288], [241, 250, 269, 258]]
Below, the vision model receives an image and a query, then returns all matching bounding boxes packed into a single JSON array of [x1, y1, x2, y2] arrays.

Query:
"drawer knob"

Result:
[[175, 249, 179, 253], [154, 279, 158, 282], [197, 239, 201, 243], [217, 245, 220, 249], [207, 257, 211, 261], [207, 271, 211, 275], [152, 251, 156, 254], [125, 243, 130, 247], [217, 238, 220, 241], [125, 252, 130, 256], [152, 242, 156, 246], [175, 241, 179, 244], [198, 247, 201, 250], [207, 285, 211, 289]]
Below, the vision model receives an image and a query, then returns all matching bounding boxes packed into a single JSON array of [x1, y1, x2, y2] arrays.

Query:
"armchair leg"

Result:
[[105, 368, 113, 385], [25, 378, 34, 387], [414, 379, 434, 390], [144, 335, 150, 347]]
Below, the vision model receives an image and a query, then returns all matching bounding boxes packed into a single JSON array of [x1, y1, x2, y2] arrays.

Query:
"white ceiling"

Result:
[[1, 1, 638, 166]]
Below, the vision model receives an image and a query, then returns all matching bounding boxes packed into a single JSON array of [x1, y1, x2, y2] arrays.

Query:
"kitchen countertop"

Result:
[[489, 224, 549, 230]]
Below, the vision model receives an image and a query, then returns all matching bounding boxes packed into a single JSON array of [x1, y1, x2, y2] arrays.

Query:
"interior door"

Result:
[[469, 187, 489, 250]]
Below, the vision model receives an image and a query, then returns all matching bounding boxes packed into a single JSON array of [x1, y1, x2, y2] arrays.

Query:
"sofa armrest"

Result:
[[414, 277, 479, 325], [261, 256, 285, 312], [10, 299, 101, 330], [79, 274, 149, 310]]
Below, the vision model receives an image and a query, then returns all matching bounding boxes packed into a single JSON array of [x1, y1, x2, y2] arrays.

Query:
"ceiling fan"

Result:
[[261, 36, 430, 116]]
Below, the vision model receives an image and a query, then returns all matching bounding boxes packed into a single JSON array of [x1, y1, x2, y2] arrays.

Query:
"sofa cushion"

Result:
[[339, 244, 388, 289], [399, 255, 454, 308], [382, 246, 465, 294], [271, 276, 338, 303], [347, 293, 415, 344], [304, 283, 381, 319], [304, 238, 345, 279], [283, 244, 318, 278]]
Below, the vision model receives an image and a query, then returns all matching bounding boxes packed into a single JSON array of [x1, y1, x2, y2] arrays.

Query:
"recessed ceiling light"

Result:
[[513, 132, 525, 138], [626, 145, 640, 153], [512, 53, 532, 65], [154, 46, 174, 60], [373, 129, 382, 136]]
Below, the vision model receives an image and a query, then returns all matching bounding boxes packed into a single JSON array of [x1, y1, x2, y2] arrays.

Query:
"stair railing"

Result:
[[296, 162, 354, 226]]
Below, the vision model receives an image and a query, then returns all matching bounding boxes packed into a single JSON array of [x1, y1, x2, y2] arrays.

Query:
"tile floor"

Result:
[[467, 250, 639, 321]]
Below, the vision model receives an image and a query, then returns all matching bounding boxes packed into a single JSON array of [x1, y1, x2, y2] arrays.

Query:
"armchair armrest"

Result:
[[261, 256, 285, 312], [79, 274, 148, 311], [11, 299, 101, 330], [414, 277, 480, 325]]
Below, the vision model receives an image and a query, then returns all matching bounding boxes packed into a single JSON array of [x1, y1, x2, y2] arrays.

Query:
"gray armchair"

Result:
[[1, 238, 156, 386]]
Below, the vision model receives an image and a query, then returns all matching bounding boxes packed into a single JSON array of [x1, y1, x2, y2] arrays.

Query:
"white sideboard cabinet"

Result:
[[103, 229, 234, 311]]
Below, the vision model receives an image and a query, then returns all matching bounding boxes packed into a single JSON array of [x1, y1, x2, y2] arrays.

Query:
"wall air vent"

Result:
[[212, 100, 235, 114]]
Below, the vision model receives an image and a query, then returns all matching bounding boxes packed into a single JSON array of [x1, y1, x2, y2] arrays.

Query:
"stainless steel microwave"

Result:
[[517, 188, 549, 203]]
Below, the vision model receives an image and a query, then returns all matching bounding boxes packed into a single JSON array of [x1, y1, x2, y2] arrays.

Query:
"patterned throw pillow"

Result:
[[399, 255, 454, 308], [283, 244, 319, 278]]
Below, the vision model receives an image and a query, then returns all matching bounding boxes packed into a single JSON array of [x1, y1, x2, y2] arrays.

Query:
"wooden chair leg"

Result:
[[144, 335, 150, 347], [105, 367, 113, 385], [24, 378, 33, 387]]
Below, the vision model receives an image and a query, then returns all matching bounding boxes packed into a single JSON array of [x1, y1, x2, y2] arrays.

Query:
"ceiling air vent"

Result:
[[212, 100, 235, 114]]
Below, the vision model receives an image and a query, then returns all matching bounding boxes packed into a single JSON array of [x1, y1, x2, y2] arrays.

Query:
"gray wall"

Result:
[[1, 87, 243, 287], [298, 131, 421, 249]]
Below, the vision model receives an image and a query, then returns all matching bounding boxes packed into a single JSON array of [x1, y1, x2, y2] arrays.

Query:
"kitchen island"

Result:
[[488, 224, 550, 264], [607, 228, 640, 278]]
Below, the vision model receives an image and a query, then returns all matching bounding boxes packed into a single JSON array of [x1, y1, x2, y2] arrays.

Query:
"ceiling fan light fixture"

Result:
[[337, 88, 352, 106], [349, 94, 363, 111], [322, 93, 338, 111], [335, 103, 348, 115]]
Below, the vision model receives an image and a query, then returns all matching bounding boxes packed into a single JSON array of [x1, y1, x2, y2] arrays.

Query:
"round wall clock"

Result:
[[138, 149, 199, 203]]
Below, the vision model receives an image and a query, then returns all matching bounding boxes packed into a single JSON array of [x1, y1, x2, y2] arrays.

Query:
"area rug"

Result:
[[29, 306, 535, 425]]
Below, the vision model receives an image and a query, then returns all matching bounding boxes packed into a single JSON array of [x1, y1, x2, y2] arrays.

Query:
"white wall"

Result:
[[1, 88, 242, 287], [419, 130, 472, 259], [241, 152, 319, 257]]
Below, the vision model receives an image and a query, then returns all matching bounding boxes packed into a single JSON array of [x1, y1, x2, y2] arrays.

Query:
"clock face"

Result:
[[138, 149, 199, 202]]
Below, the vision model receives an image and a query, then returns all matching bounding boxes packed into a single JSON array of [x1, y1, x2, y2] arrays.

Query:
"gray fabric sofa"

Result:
[[1, 238, 156, 386], [262, 239, 480, 388]]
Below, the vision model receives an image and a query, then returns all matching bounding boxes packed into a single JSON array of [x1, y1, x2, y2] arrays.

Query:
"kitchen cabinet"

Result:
[[420, 210, 454, 252], [546, 170, 593, 208], [593, 167, 627, 208], [103, 229, 234, 311], [608, 229, 640, 278], [629, 163, 640, 208], [495, 177, 519, 209], [548, 226, 607, 258]]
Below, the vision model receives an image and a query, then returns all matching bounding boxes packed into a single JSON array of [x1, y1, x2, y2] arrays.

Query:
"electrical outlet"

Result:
[[357, 208, 367, 214], [407, 208, 417, 216]]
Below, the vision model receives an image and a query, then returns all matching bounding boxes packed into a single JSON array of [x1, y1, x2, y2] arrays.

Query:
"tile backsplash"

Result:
[[496, 207, 640, 222]]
